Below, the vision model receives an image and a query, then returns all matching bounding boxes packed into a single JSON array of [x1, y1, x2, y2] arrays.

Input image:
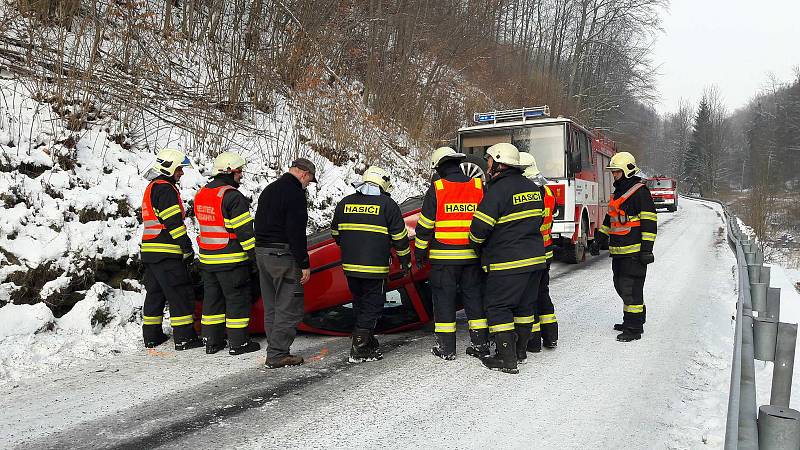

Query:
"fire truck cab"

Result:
[[457, 106, 617, 263], [646, 176, 679, 212]]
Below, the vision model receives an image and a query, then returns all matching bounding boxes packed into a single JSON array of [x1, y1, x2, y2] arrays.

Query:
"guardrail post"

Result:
[[757, 406, 800, 449], [766, 288, 781, 321], [745, 250, 756, 265], [748, 264, 762, 283], [761, 265, 771, 287], [754, 316, 778, 361], [751, 282, 768, 312], [771, 322, 798, 407], [756, 249, 765, 265]]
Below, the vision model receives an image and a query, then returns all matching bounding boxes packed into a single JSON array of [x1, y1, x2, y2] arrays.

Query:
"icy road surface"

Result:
[[2, 198, 737, 449]]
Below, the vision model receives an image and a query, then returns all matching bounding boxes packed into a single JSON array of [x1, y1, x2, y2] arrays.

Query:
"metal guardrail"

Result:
[[683, 195, 800, 449]]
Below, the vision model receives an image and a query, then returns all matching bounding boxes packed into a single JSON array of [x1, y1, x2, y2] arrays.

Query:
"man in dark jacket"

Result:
[[414, 147, 487, 360], [331, 166, 411, 363], [469, 143, 546, 374], [195, 151, 260, 355], [255, 158, 316, 368], [139, 148, 202, 350], [595, 152, 657, 342]]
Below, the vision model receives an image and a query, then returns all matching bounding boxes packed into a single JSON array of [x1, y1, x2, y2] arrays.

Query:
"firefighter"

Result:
[[595, 152, 657, 342], [194, 151, 261, 355], [518, 152, 558, 353], [469, 143, 546, 374], [139, 148, 202, 350], [414, 147, 487, 360], [331, 166, 411, 363]]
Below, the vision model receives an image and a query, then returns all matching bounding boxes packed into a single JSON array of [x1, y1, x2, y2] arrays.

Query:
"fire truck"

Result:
[[646, 176, 679, 212], [457, 106, 617, 263]]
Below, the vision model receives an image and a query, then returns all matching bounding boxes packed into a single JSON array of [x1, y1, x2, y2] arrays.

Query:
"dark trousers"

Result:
[[256, 247, 305, 360], [485, 270, 541, 330], [346, 276, 386, 331], [201, 266, 252, 347], [430, 264, 486, 347], [612, 257, 647, 332], [536, 267, 558, 343], [142, 259, 197, 343]]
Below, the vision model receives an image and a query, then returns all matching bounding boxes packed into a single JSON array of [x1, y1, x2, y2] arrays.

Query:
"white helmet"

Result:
[[212, 151, 246, 176], [485, 142, 521, 167], [154, 148, 191, 177], [518, 152, 541, 179], [606, 152, 639, 178], [362, 166, 392, 192], [430, 146, 465, 169]]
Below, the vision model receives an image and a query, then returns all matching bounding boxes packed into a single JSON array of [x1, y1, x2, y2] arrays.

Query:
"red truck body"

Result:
[[645, 177, 679, 212]]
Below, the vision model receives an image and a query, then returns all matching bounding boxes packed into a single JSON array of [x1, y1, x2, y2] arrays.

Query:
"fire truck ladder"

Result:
[[473, 105, 551, 124]]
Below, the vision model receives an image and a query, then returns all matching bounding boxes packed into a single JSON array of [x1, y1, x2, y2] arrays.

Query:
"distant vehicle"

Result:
[[456, 106, 617, 263], [646, 176, 679, 212]]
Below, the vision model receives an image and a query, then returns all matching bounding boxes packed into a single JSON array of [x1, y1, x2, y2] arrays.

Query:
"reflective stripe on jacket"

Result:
[[140, 179, 186, 257], [194, 181, 255, 268]]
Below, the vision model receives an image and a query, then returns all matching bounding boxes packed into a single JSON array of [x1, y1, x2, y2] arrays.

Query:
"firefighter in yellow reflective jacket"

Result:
[[139, 148, 202, 350], [595, 152, 657, 342], [469, 143, 546, 374], [194, 151, 260, 355], [331, 166, 411, 363]]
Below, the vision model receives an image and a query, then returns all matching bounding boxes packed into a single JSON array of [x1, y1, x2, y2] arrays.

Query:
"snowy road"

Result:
[[2, 198, 738, 449]]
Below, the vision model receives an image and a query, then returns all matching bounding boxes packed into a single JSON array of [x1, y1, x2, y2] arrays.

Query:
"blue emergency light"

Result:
[[473, 106, 550, 124]]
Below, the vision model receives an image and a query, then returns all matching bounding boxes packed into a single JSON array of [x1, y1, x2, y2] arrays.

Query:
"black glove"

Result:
[[588, 240, 600, 256], [415, 248, 428, 270], [398, 254, 411, 275], [639, 251, 655, 265]]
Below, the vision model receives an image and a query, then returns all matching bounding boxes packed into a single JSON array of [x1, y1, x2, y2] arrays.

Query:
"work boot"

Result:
[[541, 322, 558, 349], [144, 333, 169, 348], [205, 340, 227, 354], [616, 329, 642, 342], [465, 343, 490, 358], [466, 329, 490, 358], [515, 324, 532, 364], [614, 323, 645, 333], [481, 331, 518, 374], [527, 331, 542, 353], [229, 341, 261, 356], [265, 355, 304, 369], [431, 333, 456, 361], [175, 337, 203, 351], [349, 328, 382, 363]]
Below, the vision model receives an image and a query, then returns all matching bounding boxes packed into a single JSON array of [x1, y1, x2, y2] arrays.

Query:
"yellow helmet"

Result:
[[362, 166, 392, 192], [430, 146, 465, 169], [485, 142, 521, 167], [518, 152, 541, 179], [154, 148, 191, 176], [212, 151, 246, 176], [606, 152, 639, 178]]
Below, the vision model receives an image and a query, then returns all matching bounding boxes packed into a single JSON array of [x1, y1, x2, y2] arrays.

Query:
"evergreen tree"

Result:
[[685, 97, 713, 195]]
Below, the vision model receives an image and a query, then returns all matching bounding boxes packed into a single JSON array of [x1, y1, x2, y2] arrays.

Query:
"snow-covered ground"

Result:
[[0, 198, 750, 449]]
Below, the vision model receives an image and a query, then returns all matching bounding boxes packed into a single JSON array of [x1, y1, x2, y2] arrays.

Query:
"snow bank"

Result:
[[0, 303, 54, 337]]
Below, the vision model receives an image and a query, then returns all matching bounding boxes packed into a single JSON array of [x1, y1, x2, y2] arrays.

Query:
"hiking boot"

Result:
[[616, 330, 642, 342], [205, 341, 227, 354], [144, 333, 169, 348], [349, 329, 383, 363], [465, 343, 490, 359], [229, 341, 261, 356], [481, 331, 518, 374], [175, 338, 203, 351], [265, 355, 304, 369]]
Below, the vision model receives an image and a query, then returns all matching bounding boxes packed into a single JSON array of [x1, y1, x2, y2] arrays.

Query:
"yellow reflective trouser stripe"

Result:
[[417, 214, 435, 229], [531, 322, 541, 332], [434, 231, 469, 240], [497, 209, 543, 224], [225, 212, 254, 229], [641, 232, 656, 241], [415, 238, 429, 250], [338, 223, 388, 234], [489, 322, 515, 333], [489, 255, 547, 271], [468, 318, 488, 330], [143, 315, 163, 325], [170, 314, 194, 326], [429, 249, 478, 260], [158, 204, 181, 220], [514, 315, 535, 324], [599, 225, 611, 235], [468, 232, 485, 244], [640, 211, 658, 221], [342, 263, 390, 274], [539, 314, 557, 324], [610, 243, 641, 255], [240, 237, 256, 250], [226, 317, 250, 329], [199, 252, 249, 264], [201, 314, 226, 325], [391, 228, 409, 240], [473, 211, 496, 227], [545, 250, 554, 260], [169, 225, 187, 239], [624, 304, 645, 313], [141, 243, 183, 254], [434, 322, 457, 333], [396, 246, 411, 256]]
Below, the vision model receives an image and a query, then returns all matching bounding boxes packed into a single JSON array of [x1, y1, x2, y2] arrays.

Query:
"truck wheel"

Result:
[[561, 216, 588, 264], [461, 155, 487, 182]]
